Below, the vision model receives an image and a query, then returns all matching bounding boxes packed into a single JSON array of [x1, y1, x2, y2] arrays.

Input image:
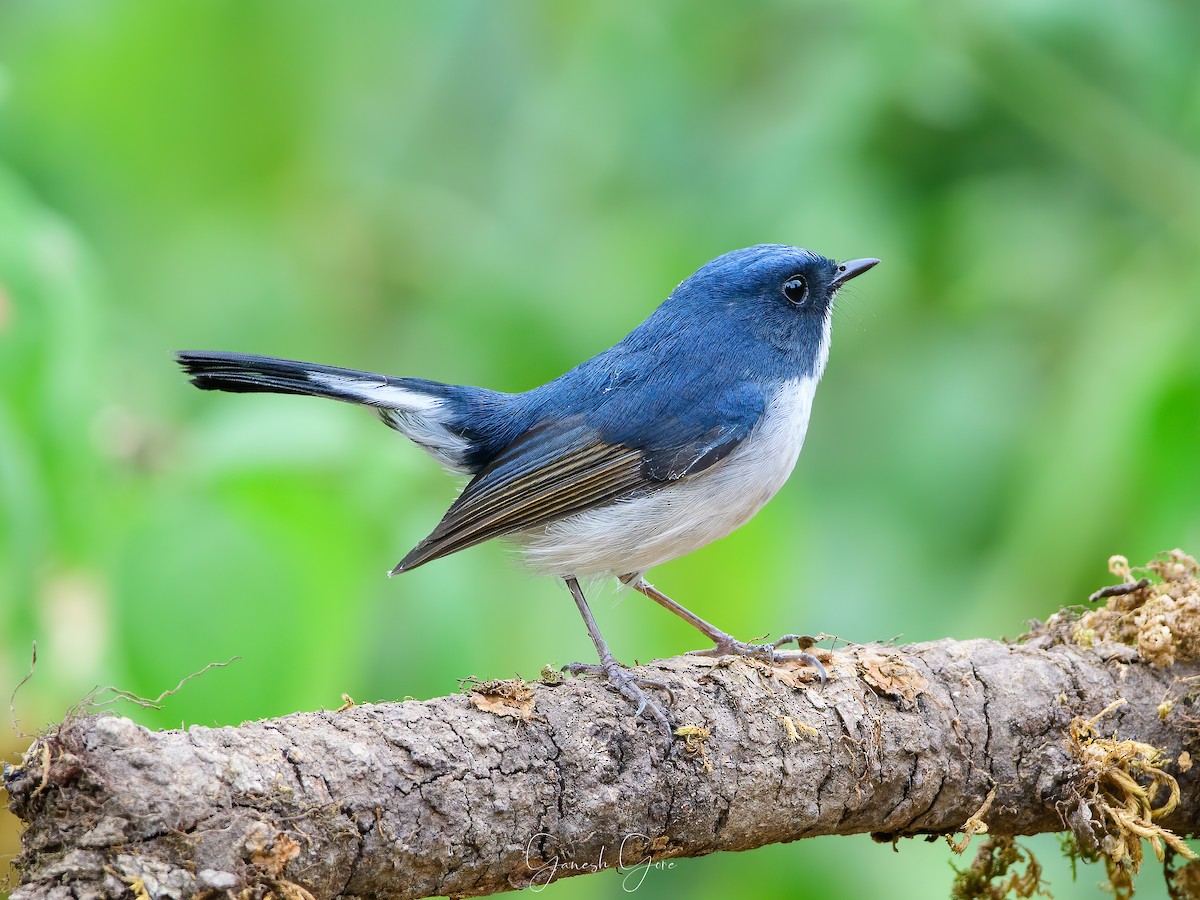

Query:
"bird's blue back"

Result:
[[435, 244, 839, 473]]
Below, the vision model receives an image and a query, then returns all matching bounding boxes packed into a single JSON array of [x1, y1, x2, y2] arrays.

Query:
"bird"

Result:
[[177, 244, 879, 730]]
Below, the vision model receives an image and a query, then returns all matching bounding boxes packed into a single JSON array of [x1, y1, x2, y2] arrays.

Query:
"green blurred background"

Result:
[[2, 2, 1198, 897]]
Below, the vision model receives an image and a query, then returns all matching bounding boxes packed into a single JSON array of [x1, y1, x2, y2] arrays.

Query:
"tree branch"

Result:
[[5, 635, 1200, 899]]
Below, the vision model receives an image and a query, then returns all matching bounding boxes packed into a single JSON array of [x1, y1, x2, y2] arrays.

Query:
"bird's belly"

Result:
[[517, 376, 817, 578]]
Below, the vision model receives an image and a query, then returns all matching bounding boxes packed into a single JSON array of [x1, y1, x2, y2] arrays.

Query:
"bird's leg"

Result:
[[622, 575, 827, 684], [560, 577, 674, 733]]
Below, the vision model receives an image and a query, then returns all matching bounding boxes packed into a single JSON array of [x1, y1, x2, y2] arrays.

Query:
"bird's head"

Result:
[[661, 244, 879, 373]]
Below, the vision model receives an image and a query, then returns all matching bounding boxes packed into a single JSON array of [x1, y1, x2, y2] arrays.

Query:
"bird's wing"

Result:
[[392, 395, 763, 573]]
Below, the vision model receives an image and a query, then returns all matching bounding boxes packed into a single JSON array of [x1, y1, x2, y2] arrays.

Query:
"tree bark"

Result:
[[5, 635, 1199, 900]]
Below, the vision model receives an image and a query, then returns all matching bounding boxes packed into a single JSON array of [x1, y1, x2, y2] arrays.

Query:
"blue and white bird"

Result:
[[177, 244, 879, 729]]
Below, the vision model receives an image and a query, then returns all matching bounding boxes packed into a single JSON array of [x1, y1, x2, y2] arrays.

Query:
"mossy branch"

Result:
[[5, 552, 1200, 900]]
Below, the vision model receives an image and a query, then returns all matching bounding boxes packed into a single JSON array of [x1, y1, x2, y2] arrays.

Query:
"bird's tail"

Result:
[[179, 351, 408, 402], [176, 351, 482, 472]]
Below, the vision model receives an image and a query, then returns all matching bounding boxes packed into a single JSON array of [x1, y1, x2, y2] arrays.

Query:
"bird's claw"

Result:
[[563, 660, 674, 734], [687, 634, 827, 684]]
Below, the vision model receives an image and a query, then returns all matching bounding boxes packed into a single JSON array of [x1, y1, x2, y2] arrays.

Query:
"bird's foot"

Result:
[[687, 633, 827, 684], [563, 659, 674, 735]]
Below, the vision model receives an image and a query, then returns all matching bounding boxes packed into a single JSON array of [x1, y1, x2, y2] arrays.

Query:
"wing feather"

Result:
[[392, 384, 766, 574], [393, 423, 647, 572]]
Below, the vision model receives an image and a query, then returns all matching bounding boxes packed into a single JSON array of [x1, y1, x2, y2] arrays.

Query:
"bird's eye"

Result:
[[782, 274, 808, 305]]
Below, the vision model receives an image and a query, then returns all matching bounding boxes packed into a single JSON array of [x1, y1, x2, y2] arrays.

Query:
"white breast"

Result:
[[517, 375, 821, 579]]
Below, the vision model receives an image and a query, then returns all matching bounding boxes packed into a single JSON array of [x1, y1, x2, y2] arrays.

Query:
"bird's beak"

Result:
[[831, 257, 881, 287]]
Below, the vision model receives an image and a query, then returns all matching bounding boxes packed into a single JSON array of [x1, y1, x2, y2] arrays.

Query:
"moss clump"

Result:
[[1074, 550, 1200, 666], [1065, 700, 1196, 896], [673, 724, 713, 772], [951, 836, 1047, 900]]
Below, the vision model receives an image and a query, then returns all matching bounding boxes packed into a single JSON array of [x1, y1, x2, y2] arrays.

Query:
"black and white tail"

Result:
[[176, 351, 476, 472]]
